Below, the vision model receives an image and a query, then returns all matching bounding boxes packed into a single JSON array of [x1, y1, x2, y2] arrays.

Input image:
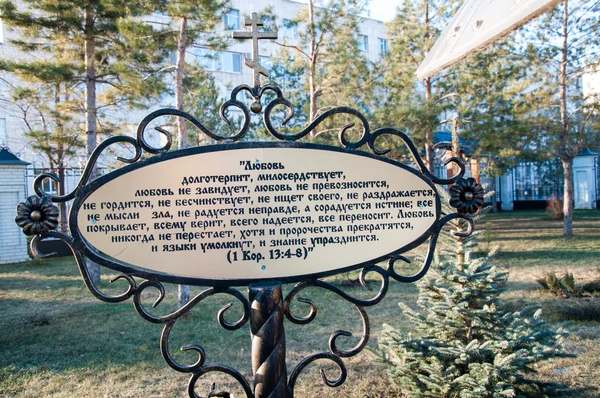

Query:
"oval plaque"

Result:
[[72, 143, 440, 285]]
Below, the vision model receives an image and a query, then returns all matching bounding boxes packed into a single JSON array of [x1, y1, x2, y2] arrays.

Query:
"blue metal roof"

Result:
[[577, 148, 599, 157], [433, 131, 472, 155], [0, 147, 30, 165]]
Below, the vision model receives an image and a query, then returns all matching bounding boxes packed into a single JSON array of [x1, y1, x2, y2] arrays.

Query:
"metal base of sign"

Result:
[[15, 17, 485, 395], [249, 283, 290, 397], [21, 174, 481, 398]]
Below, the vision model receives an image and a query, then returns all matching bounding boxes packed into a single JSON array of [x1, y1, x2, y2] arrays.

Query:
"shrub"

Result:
[[581, 281, 600, 296], [550, 298, 600, 322], [546, 195, 564, 219], [537, 271, 576, 296], [537, 271, 600, 298]]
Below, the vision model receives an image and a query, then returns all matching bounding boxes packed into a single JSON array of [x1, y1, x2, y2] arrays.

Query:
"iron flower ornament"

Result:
[[8, 16, 485, 398], [15, 196, 60, 235], [449, 177, 485, 214]]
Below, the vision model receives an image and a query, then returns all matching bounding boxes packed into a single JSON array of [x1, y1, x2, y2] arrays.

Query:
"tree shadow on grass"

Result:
[[491, 222, 600, 232], [496, 235, 570, 242], [505, 280, 541, 292], [0, 295, 252, 374], [0, 298, 144, 367], [0, 276, 85, 292], [495, 250, 600, 262]]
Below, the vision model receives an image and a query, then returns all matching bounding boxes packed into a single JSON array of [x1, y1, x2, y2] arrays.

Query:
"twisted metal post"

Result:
[[249, 283, 289, 398], [13, 13, 487, 397]]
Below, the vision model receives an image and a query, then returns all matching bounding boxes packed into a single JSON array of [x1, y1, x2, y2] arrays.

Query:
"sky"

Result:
[[294, 0, 404, 23], [366, 0, 403, 22]]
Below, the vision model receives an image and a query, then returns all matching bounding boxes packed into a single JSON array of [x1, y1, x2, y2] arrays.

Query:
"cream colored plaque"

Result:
[[76, 146, 439, 282]]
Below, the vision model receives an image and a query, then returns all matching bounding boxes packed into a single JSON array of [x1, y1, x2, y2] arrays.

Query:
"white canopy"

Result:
[[416, 0, 562, 79]]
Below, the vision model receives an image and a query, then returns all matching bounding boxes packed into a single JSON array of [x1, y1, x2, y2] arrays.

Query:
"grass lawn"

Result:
[[1, 210, 599, 397]]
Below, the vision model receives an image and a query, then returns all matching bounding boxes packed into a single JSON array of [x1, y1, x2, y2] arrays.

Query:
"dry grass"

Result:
[[1, 209, 599, 397]]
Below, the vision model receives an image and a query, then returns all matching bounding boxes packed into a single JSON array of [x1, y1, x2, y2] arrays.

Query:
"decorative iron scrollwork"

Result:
[[17, 21, 483, 395]]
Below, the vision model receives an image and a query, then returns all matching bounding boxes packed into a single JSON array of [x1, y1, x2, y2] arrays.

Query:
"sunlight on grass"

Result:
[[1, 210, 599, 397]]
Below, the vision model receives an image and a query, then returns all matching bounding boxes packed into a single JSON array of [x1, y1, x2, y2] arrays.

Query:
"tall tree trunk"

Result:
[[471, 158, 481, 183], [559, 0, 573, 237], [308, 0, 318, 137], [85, 2, 101, 285], [58, 166, 68, 233], [54, 84, 69, 232], [561, 157, 574, 236], [490, 178, 498, 212], [176, 15, 190, 308], [175, 16, 188, 149], [85, 7, 97, 160], [451, 117, 459, 176], [423, 1, 434, 174], [488, 169, 498, 212], [424, 77, 434, 174]]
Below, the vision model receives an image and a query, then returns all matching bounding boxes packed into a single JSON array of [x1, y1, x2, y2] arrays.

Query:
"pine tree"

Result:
[[264, 59, 310, 131], [0, 29, 84, 233], [443, 40, 539, 209], [9, 81, 85, 233], [377, 0, 460, 172], [377, 192, 573, 397], [152, 0, 227, 148], [150, 0, 228, 307], [273, 0, 374, 141], [0, 0, 167, 283], [179, 67, 230, 142], [522, 0, 600, 236]]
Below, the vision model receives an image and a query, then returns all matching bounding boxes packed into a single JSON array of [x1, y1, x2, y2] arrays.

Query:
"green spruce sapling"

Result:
[[377, 189, 573, 397]]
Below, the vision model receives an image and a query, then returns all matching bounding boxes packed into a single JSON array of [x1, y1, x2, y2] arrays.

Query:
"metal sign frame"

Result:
[[68, 141, 444, 287], [15, 13, 484, 397]]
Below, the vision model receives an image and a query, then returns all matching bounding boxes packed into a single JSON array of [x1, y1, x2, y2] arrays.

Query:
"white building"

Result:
[[0, 1, 388, 263], [583, 65, 600, 105], [198, 1, 387, 93], [0, 0, 388, 168]]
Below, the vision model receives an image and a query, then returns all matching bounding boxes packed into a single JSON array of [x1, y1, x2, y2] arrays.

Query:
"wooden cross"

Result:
[[232, 12, 278, 88]]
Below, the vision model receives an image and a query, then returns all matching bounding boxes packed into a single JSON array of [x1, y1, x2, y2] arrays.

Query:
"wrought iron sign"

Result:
[[16, 13, 484, 398]]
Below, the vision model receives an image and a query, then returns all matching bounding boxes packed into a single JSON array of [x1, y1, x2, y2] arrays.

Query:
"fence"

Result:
[[512, 160, 564, 202], [596, 156, 600, 209], [25, 167, 109, 216]]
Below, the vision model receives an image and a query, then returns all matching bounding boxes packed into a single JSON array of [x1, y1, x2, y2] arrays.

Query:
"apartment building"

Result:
[[203, 0, 388, 92], [0, 0, 388, 168]]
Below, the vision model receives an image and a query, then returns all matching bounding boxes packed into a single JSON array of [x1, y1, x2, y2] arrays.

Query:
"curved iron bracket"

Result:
[[15, 76, 483, 397]]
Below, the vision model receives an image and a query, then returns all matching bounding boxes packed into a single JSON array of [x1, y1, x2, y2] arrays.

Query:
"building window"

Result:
[[222, 52, 242, 73], [198, 49, 221, 71], [197, 49, 241, 74], [41, 176, 57, 194], [358, 34, 368, 52], [0, 118, 6, 145], [378, 38, 388, 55], [282, 19, 297, 39], [225, 9, 240, 30]]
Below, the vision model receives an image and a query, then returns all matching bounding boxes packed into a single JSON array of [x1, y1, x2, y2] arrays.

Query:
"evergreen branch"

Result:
[[274, 42, 310, 60], [94, 79, 123, 89], [567, 0, 600, 35], [142, 65, 177, 80]]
